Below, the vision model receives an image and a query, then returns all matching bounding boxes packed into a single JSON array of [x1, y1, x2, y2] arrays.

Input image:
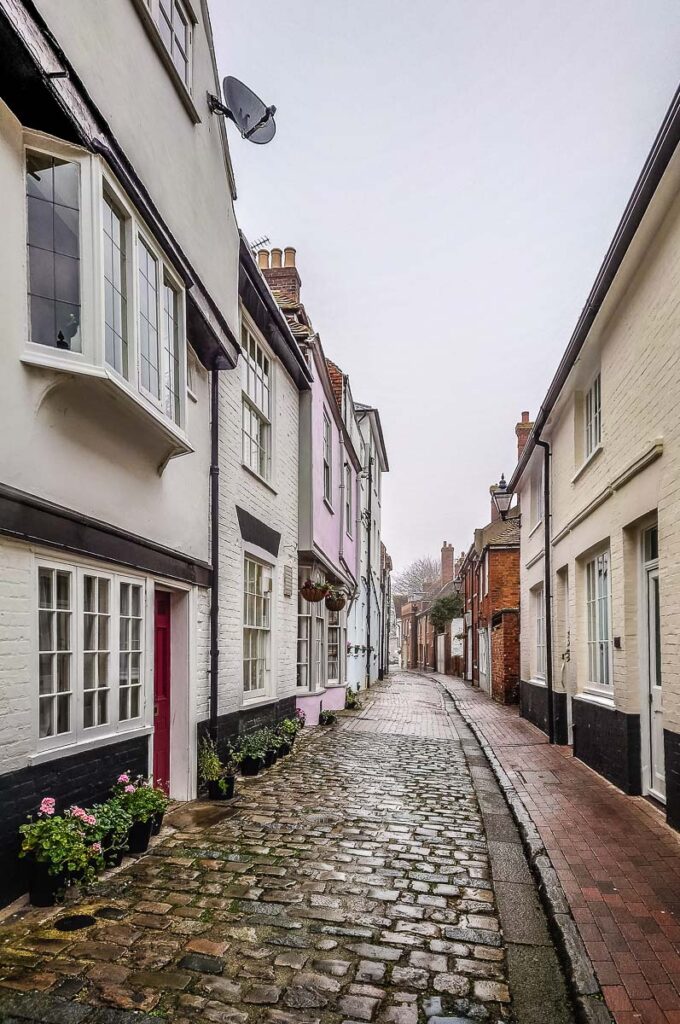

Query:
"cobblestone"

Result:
[[0, 673, 513, 1023]]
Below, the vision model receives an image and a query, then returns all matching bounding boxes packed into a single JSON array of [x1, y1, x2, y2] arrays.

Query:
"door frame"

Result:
[[638, 520, 664, 803]]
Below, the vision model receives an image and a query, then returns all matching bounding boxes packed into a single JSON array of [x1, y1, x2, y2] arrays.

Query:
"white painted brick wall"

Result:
[[0, 539, 33, 775], [215, 353, 300, 716], [518, 181, 680, 728]]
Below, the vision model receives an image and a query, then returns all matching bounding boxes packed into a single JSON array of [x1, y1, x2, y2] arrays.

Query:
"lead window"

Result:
[[36, 562, 146, 753]]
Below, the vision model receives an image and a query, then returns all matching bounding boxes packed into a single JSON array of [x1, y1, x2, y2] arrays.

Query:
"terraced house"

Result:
[[0, 0, 242, 904], [510, 88, 680, 828]]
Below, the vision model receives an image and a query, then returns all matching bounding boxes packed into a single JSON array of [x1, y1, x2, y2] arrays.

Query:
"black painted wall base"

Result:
[[519, 679, 568, 744], [0, 735, 149, 908], [199, 695, 297, 752], [573, 698, 641, 795], [664, 730, 680, 830]]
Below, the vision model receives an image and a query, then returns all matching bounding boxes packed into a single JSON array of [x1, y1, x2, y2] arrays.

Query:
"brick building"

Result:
[[400, 542, 461, 673], [460, 483, 521, 704]]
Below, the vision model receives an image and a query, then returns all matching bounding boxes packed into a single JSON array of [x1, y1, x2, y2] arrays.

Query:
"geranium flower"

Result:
[[39, 797, 55, 816], [124, 785, 135, 794], [91, 842, 102, 854], [117, 773, 130, 784], [83, 814, 96, 826], [70, 806, 86, 819]]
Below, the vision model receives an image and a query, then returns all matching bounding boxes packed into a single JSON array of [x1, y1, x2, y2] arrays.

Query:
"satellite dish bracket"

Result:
[[207, 92, 276, 141]]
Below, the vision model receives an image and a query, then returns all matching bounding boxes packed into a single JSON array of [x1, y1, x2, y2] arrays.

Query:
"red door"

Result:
[[153, 591, 171, 793]]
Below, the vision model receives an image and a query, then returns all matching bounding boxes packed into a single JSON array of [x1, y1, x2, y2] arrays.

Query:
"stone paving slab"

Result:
[[0, 674, 517, 1024], [433, 672, 680, 1024]]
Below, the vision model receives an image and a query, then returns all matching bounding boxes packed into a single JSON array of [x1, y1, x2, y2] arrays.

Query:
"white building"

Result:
[[0, 0, 240, 905], [510, 86, 680, 830]]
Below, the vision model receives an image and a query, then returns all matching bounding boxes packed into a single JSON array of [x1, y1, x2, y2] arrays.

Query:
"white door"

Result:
[[437, 634, 445, 673], [478, 628, 490, 693], [646, 566, 665, 801], [466, 628, 472, 680]]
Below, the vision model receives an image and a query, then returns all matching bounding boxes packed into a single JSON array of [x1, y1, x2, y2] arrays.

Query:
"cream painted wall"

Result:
[[518, 153, 680, 731], [31, 0, 240, 332]]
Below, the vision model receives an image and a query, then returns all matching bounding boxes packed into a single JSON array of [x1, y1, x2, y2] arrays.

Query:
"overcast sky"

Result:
[[212, 2, 680, 574]]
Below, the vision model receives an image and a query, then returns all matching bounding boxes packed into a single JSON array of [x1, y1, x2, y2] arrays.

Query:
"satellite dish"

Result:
[[209, 76, 276, 145]]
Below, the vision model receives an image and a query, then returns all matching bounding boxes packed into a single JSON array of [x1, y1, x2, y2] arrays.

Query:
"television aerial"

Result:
[[208, 76, 276, 145]]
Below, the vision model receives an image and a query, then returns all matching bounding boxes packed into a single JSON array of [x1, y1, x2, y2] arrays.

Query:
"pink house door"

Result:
[[153, 591, 171, 793]]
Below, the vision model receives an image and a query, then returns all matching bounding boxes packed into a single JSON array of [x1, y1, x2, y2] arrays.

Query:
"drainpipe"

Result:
[[536, 438, 555, 745], [365, 456, 373, 686], [379, 569, 386, 680], [209, 365, 220, 741]]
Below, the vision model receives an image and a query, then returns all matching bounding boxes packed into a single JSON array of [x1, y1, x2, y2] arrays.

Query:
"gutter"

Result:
[[509, 85, 680, 493]]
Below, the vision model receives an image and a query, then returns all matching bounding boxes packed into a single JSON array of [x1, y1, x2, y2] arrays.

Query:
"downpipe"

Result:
[[535, 438, 555, 744]]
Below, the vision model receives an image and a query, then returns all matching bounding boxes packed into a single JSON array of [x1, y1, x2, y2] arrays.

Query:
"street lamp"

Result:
[[492, 474, 513, 520]]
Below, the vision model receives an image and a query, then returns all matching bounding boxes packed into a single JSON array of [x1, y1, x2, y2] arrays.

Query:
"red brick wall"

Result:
[[491, 609, 520, 704]]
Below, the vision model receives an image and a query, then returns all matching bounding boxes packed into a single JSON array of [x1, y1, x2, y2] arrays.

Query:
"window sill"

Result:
[[242, 462, 278, 495], [21, 351, 194, 465], [572, 444, 603, 484], [29, 725, 153, 767], [323, 498, 335, 515], [529, 519, 543, 538], [575, 689, 615, 708], [242, 692, 277, 708], [129, 0, 201, 125], [528, 676, 546, 687]]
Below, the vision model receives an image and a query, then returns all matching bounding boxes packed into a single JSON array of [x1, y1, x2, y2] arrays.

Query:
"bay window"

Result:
[[297, 593, 312, 689], [36, 562, 146, 753], [327, 608, 345, 685], [24, 140, 187, 435]]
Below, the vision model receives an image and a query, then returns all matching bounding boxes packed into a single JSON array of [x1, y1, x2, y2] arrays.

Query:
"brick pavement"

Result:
[[0, 672, 513, 1024], [435, 672, 680, 1024]]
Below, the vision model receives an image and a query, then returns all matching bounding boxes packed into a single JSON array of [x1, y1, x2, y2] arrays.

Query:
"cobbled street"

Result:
[[0, 673, 571, 1024]]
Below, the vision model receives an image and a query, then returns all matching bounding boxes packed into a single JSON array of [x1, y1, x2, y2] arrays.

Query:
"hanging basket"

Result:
[[325, 596, 346, 611], [300, 584, 328, 603]]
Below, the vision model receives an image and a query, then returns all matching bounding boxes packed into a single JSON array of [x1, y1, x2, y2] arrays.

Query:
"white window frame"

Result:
[[531, 463, 544, 529], [585, 373, 602, 460], [323, 411, 333, 507], [345, 463, 353, 538], [22, 133, 188, 437], [483, 553, 489, 596], [585, 549, 613, 692], [146, 0, 194, 91], [534, 584, 546, 679], [297, 591, 313, 690], [327, 607, 345, 686], [242, 555, 273, 700], [33, 555, 148, 757], [241, 319, 273, 484]]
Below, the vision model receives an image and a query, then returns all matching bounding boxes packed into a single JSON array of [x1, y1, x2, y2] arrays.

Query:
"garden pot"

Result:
[[240, 755, 263, 777], [208, 776, 235, 801], [127, 818, 153, 854], [151, 813, 164, 836], [325, 596, 346, 611], [28, 861, 67, 907], [264, 749, 277, 768], [102, 832, 125, 868], [300, 586, 327, 603]]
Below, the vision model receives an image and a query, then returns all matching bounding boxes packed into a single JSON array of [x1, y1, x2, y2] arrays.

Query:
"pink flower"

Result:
[[83, 814, 96, 827], [124, 785, 135, 794], [117, 773, 130, 784], [70, 806, 86, 819], [39, 797, 55, 816], [91, 842, 102, 854]]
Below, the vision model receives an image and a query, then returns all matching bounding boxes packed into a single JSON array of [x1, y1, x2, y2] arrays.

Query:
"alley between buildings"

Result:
[[0, 673, 571, 1024]]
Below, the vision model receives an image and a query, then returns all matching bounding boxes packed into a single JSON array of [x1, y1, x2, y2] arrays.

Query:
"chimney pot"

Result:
[[257, 249, 269, 270], [284, 246, 296, 268], [271, 248, 282, 269]]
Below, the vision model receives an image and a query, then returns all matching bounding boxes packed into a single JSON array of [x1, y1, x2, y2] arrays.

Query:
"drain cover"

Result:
[[54, 914, 96, 932]]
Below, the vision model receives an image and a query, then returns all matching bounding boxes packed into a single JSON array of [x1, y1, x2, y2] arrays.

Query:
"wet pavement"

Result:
[[0, 672, 573, 1023]]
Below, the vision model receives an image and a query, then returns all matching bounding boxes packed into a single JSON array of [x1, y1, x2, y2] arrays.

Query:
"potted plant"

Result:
[[19, 799, 102, 906], [295, 707, 306, 729], [319, 709, 336, 726], [236, 731, 267, 777], [198, 736, 238, 800], [278, 718, 299, 752], [300, 577, 330, 603], [113, 775, 163, 854], [92, 798, 132, 868], [325, 584, 346, 612], [344, 688, 359, 710], [147, 784, 170, 835]]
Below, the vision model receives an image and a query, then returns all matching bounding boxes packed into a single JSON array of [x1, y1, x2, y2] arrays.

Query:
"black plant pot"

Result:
[[28, 861, 67, 907], [102, 832, 126, 868], [208, 776, 235, 801], [127, 818, 153, 854], [151, 813, 164, 836], [240, 755, 263, 777], [264, 749, 277, 768]]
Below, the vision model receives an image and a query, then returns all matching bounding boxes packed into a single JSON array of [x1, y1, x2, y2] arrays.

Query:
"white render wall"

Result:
[[215, 323, 300, 717], [517, 148, 680, 732]]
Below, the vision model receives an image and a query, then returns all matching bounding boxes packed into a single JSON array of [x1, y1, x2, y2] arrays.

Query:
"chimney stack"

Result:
[[516, 411, 534, 461], [441, 542, 455, 585], [262, 243, 302, 305]]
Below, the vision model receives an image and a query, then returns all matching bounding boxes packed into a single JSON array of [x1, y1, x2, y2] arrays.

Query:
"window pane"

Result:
[[26, 152, 81, 351], [162, 281, 181, 423], [103, 196, 128, 377], [138, 239, 160, 397], [39, 654, 53, 694]]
